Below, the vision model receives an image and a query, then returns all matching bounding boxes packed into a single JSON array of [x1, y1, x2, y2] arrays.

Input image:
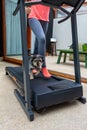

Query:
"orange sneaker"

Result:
[[42, 68, 51, 78]]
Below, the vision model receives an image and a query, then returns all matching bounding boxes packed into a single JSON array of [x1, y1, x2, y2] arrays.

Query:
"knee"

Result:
[[39, 35, 46, 44]]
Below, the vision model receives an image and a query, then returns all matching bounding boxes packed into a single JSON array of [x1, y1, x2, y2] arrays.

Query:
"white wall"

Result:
[[53, 13, 87, 49], [77, 14, 87, 43]]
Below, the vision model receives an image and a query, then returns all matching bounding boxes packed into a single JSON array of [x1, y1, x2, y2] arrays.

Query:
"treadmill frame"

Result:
[[6, 0, 86, 121]]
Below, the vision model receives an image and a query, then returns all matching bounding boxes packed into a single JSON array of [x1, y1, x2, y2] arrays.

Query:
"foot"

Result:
[[42, 67, 51, 78]]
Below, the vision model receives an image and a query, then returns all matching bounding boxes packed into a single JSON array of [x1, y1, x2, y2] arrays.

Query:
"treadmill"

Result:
[[6, 0, 86, 121]]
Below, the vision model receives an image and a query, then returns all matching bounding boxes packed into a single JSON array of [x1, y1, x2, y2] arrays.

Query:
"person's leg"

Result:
[[39, 20, 48, 67], [34, 38, 38, 55], [28, 18, 51, 77], [34, 21, 48, 57], [39, 20, 51, 78], [28, 18, 45, 55]]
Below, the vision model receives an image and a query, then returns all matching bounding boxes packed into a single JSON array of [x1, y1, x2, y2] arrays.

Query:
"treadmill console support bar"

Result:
[[13, 0, 85, 22]]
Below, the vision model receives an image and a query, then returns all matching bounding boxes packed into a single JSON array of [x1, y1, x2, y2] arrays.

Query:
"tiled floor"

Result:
[[0, 60, 87, 130]]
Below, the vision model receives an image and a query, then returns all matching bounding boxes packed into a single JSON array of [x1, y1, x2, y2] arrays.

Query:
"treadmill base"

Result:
[[5, 66, 85, 110]]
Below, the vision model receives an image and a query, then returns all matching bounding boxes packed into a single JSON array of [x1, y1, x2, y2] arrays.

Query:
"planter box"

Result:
[[69, 43, 86, 62], [82, 44, 87, 51]]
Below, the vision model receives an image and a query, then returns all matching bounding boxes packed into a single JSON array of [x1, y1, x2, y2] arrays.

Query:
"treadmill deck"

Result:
[[6, 66, 83, 110]]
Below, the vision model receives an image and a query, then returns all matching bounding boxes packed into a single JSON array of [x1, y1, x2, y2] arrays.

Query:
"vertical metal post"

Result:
[[71, 13, 81, 84], [19, 0, 32, 110]]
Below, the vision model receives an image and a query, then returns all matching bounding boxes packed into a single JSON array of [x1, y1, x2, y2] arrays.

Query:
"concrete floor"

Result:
[[0, 61, 87, 130]]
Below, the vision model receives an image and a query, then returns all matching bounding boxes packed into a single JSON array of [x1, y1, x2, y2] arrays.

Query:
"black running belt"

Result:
[[6, 67, 64, 88], [6, 66, 79, 91]]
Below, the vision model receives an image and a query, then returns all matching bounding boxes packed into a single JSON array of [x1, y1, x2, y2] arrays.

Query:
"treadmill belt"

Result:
[[6, 67, 63, 88], [6, 66, 81, 92]]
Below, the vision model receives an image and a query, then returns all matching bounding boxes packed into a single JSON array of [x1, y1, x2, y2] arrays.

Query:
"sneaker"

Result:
[[42, 67, 51, 78]]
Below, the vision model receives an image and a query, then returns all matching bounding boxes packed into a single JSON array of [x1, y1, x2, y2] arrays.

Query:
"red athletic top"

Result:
[[28, 2, 50, 22]]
